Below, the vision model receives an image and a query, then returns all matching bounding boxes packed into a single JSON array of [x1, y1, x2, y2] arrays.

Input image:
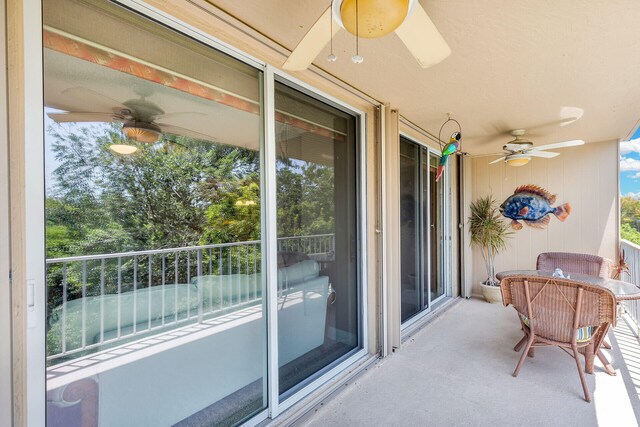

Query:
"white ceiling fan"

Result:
[[283, 0, 451, 71], [488, 129, 585, 166]]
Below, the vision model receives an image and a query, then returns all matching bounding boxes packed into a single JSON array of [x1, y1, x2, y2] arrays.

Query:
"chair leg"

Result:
[[527, 347, 536, 358], [514, 335, 527, 352], [513, 335, 535, 378], [596, 349, 616, 376], [571, 344, 591, 402], [584, 341, 595, 375]]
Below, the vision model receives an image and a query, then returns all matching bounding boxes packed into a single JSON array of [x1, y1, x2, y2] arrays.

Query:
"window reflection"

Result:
[[44, 0, 265, 425], [275, 82, 360, 398]]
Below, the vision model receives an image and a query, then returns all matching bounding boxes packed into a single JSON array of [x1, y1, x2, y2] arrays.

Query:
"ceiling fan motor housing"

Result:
[[333, 0, 418, 38], [123, 121, 162, 143]]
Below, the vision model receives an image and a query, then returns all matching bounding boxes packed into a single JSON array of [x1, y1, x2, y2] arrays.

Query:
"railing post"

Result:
[[197, 249, 203, 323]]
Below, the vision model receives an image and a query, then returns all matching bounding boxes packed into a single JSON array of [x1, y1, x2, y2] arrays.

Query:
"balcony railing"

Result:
[[620, 239, 640, 335], [45, 233, 335, 364]]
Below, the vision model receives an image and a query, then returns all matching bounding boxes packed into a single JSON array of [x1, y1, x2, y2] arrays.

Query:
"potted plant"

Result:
[[468, 195, 512, 303]]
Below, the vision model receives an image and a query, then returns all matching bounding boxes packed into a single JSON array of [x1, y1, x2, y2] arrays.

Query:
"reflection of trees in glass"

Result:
[[276, 159, 334, 238], [46, 122, 260, 257]]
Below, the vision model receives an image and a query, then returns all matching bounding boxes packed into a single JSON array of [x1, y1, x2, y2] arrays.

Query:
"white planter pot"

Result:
[[480, 282, 503, 304]]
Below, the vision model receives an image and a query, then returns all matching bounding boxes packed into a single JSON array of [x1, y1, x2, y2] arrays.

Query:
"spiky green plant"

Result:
[[468, 196, 512, 286]]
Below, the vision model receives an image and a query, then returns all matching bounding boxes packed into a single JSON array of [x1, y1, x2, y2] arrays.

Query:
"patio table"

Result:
[[496, 270, 640, 376]]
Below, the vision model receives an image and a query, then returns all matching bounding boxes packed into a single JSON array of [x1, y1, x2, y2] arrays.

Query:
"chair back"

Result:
[[536, 252, 611, 279], [500, 275, 616, 345]]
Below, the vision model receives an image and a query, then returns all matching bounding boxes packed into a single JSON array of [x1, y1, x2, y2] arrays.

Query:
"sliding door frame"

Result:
[[399, 132, 452, 331], [0, 0, 13, 423], [270, 67, 369, 416], [24, 0, 370, 424]]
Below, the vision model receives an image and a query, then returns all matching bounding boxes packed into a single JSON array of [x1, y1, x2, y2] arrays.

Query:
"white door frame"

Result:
[[19, 0, 46, 425], [0, 0, 13, 424]]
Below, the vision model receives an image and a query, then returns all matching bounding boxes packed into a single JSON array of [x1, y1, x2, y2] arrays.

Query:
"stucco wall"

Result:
[[468, 140, 619, 296]]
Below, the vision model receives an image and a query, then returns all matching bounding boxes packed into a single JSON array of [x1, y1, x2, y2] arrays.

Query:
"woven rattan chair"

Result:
[[536, 252, 611, 279], [536, 252, 614, 351], [500, 275, 616, 402]]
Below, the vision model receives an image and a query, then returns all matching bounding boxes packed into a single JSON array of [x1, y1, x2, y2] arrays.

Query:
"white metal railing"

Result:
[[46, 233, 335, 364], [620, 239, 640, 334]]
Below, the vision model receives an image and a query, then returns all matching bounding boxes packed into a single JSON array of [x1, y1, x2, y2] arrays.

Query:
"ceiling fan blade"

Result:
[[283, 7, 340, 71], [157, 123, 217, 142], [467, 152, 504, 158], [47, 112, 123, 123], [533, 139, 585, 151], [62, 87, 128, 112], [527, 151, 560, 158], [394, 2, 451, 68], [155, 112, 207, 121], [489, 156, 506, 165]]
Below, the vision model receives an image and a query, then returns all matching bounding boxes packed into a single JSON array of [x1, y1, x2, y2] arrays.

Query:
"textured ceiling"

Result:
[[208, 0, 640, 154]]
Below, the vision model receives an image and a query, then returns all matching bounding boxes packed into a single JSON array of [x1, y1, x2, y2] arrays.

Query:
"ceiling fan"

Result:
[[47, 87, 212, 152], [283, 0, 451, 71], [488, 129, 585, 166]]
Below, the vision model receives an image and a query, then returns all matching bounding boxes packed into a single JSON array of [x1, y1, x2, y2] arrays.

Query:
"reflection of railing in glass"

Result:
[[46, 233, 335, 364]]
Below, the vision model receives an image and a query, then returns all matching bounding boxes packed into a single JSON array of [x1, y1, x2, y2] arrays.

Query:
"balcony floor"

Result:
[[300, 298, 640, 427]]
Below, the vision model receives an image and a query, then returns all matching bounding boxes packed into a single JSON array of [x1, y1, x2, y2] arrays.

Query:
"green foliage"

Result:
[[468, 196, 512, 286], [47, 123, 261, 256], [277, 162, 334, 237], [621, 196, 640, 245], [621, 196, 640, 226], [621, 222, 640, 246]]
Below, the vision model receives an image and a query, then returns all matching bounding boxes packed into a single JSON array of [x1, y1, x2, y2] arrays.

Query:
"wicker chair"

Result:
[[500, 275, 616, 402], [536, 252, 611, 279], [536, 252, 614, 350]]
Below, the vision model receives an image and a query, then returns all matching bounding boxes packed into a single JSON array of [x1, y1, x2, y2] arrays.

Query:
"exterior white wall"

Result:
[[468, 141, 619, 295]]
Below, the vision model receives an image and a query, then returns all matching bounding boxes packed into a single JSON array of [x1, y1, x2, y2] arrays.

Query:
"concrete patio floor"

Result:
[[298, 298, 640, 427]]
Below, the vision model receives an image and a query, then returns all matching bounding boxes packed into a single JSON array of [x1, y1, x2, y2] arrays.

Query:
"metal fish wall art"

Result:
[[500, 185, 571, 230]]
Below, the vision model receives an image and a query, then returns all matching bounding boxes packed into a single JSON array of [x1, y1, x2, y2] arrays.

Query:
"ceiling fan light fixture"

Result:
[[109, 144, 138, 155], [123, 122, 162, 143], [338, 0, 410, 38], [506, 154, 530, 167]]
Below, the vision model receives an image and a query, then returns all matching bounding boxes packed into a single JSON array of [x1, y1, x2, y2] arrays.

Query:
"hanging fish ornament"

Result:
[[435, 131, 461, 182], [499, 185, 571, 230]]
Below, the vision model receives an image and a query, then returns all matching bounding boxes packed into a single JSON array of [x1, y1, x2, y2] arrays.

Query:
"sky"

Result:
[[620, 126, 640, 198]]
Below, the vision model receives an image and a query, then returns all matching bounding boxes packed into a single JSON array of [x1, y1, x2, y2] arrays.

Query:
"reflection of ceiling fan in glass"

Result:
[[488, 129, 585, 167], [283, 0, 451, 70], [47, 87, 211, 147]]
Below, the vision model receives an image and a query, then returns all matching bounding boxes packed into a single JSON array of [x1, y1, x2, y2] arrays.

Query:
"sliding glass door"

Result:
[[40, 1, 364, 424], [274, 81, 361, 399], [43, 1, 268, 425], [400, 136, 448, 324]]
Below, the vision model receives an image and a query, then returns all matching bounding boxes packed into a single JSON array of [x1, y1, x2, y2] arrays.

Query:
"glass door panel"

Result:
[[400, 140, 420, 322], [430, 154, 446, 301], [274, 81, 360, 398], [44, 1, 266, 425], [400, 137, 448, 325]]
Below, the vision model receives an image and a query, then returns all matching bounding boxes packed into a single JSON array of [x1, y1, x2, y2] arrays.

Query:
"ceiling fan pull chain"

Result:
[[352, 0, 364, 63], [328, 1, 337, 62]]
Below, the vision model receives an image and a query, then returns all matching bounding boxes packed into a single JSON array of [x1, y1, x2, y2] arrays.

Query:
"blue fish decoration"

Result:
[[499, 185, 571, 230]]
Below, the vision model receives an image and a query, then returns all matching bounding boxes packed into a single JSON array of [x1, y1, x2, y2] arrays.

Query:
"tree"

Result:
[[47, 122, 261, 257]]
